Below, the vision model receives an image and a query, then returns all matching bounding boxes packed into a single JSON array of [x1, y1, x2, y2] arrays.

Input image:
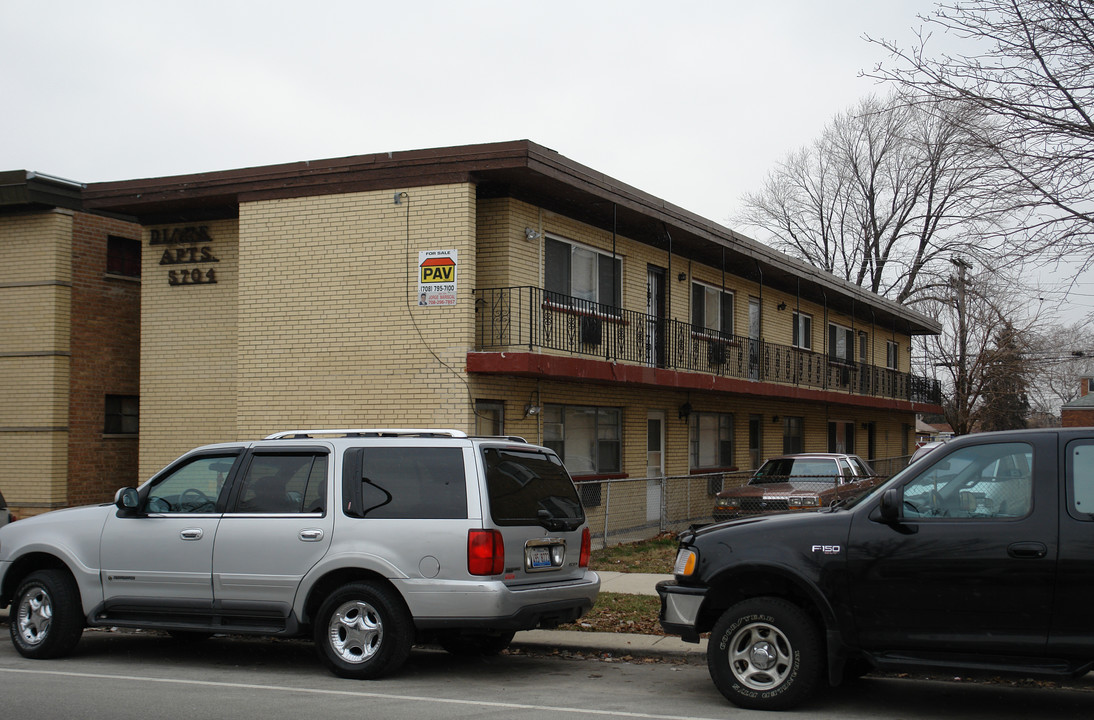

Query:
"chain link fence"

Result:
[[578, 455, 913, 549]]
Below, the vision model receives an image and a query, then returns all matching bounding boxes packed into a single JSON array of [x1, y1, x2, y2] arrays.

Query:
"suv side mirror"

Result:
[[114, 487, 140, 515], [879, 488, 901, 522]]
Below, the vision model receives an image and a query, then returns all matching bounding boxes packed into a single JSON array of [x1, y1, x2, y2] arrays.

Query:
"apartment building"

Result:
[[7, 141, 941, 522]]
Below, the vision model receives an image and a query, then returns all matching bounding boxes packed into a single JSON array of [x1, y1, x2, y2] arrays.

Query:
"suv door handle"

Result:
[[1008, 541, 1047, 559], [180, 528, 204, 541], [300, 529, 324, 542]]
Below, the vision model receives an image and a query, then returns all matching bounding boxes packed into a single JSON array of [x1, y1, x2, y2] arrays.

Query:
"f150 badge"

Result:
[[812, 545, 841, 555]]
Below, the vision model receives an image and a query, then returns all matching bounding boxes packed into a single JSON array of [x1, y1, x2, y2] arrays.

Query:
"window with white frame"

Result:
[[829, 323, 853, 363], [689, 412, 733, 469], [542, 404, 622, 475], [691, 282, 733, 338], [544, 236, 622, 311], [792, 312, 812, 350], [886, 340, 899, 370]]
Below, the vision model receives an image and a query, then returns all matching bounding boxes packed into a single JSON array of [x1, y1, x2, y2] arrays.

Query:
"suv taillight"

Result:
[[468, 529, 504, 576], [579, 527, 591, 568]]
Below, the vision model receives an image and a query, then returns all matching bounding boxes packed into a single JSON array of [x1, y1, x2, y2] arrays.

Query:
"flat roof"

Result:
[[80, 139, 940, 335]]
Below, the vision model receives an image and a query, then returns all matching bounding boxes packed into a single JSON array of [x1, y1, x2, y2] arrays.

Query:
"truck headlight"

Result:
[[715, 497, 739, 508], [673, 548, 698, 577], [788, 496, 820, 509]]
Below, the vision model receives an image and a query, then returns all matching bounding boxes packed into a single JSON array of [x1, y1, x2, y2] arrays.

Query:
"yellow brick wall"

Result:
[[136, 187, 917, 480], [468, 376, 914, 477], [0, 210, 72, 510], [234, 184, 478, 437], [139, 219, 239, 478], [484, 199, 914, 368]]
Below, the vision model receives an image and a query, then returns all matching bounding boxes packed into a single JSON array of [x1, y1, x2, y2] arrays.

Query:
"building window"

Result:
[[544, 236, 622, 312], [104, 395, 138, 435], [475, 400, 504, 436], [783, 416, 804, 454], [859, 332, 869, 364], [106, 236, 141, 278], [829, 323, 853, 363], [689, 412, 733, 469], [691, 282, 733, 338], [886, 341, 899, 370], [792, 312, 812, 350], [542, 404, 621, 475]]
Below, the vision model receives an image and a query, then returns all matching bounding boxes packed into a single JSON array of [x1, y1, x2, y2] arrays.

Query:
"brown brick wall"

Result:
[[66, 213, 141, 505], [1062, 408, 1094, 427]]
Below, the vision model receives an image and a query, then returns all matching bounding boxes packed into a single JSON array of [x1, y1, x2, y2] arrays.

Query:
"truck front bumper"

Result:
[[656, 579, 707, 643]]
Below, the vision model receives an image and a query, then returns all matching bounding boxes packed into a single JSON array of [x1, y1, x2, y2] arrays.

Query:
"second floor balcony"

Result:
[[473, 286, 942, 406]]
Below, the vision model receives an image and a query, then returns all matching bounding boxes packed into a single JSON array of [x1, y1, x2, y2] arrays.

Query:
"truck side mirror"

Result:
[[880, 488, 901, 522]]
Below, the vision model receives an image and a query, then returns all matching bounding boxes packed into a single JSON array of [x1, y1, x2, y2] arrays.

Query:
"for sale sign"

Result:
[[418, 249, 457, 306]]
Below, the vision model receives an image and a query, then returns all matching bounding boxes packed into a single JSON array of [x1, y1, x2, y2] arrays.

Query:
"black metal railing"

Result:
[[473, 286, 941, 405]]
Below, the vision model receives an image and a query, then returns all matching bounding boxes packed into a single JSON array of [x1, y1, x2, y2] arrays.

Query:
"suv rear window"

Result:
[[342, 446, 467, 519], [482, 446, 584, 529]]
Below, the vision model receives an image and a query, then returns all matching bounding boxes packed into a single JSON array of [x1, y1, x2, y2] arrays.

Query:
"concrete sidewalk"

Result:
[[595, 571, 668, 596]]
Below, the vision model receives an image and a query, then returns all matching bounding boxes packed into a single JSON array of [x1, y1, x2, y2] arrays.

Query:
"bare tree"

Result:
[[739, 93, 1007, 306], [866, 0, 1094, 269], [1026, 321, 1094, 416], [918, 262, 1039, 434]]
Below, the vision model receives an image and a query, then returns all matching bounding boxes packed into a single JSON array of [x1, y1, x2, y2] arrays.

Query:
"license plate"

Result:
[[528, 546, 553, 569]]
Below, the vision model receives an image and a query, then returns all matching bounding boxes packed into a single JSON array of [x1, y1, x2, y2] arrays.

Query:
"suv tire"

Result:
[[314, 581, 413, 679], [707, 597, 821, 711], [10, 569, 84, 659]]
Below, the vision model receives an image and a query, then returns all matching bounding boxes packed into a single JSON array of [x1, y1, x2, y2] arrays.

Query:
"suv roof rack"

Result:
[[473, 435, 529, 443], [264, 428, 469, 440]]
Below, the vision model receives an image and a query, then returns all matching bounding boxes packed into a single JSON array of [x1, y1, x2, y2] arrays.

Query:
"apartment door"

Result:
[[646, 266, 666, 367], [749, 414, 764, 469], [647, 411, 665, 524], [748, 298, 761, 379]]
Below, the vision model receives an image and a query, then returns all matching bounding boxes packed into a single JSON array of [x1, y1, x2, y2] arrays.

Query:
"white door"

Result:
[[749, 298, 761, 379], [647, 412, 665, 524]]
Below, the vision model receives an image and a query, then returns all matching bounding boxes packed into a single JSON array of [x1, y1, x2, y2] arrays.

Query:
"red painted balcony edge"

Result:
[[466, 351, 943, 414]]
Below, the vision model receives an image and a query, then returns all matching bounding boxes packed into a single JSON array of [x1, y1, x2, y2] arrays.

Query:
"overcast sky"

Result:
[[3, 0, 1089, 321]]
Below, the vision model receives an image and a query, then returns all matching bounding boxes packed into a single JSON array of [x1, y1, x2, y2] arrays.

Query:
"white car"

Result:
[[909, 439, 947, 464]]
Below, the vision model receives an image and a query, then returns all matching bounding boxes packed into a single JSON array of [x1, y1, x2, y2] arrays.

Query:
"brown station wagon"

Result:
[[712, 453, 881, 521]]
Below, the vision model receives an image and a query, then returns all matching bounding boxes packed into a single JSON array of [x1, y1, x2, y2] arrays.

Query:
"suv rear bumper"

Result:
[[396, 571, 600, 630]]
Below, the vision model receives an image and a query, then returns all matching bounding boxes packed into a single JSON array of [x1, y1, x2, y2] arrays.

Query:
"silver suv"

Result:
[[0, 429, 599, 678]]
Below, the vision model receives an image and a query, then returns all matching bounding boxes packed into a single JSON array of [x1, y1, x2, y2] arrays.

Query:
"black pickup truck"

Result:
[[657, 428, 1094, 710]]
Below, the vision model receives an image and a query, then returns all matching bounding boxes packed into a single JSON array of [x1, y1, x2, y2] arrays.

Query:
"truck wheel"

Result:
[[313, 581, 413, 679], [10, 569, 85, 659], [707, 597, 821, 711]]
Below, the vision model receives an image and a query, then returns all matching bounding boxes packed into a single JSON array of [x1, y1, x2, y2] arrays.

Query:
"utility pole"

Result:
[[951, 257, 971, 435]]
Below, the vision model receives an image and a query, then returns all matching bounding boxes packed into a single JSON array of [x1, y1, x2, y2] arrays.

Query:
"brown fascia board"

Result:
[[81, 139, 940, 336], [0, 170, 85, 212], [82, 141, 534, 212]]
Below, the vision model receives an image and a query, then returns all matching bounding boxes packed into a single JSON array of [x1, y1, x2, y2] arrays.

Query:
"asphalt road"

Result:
[[2, 627, 1093, 719]]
